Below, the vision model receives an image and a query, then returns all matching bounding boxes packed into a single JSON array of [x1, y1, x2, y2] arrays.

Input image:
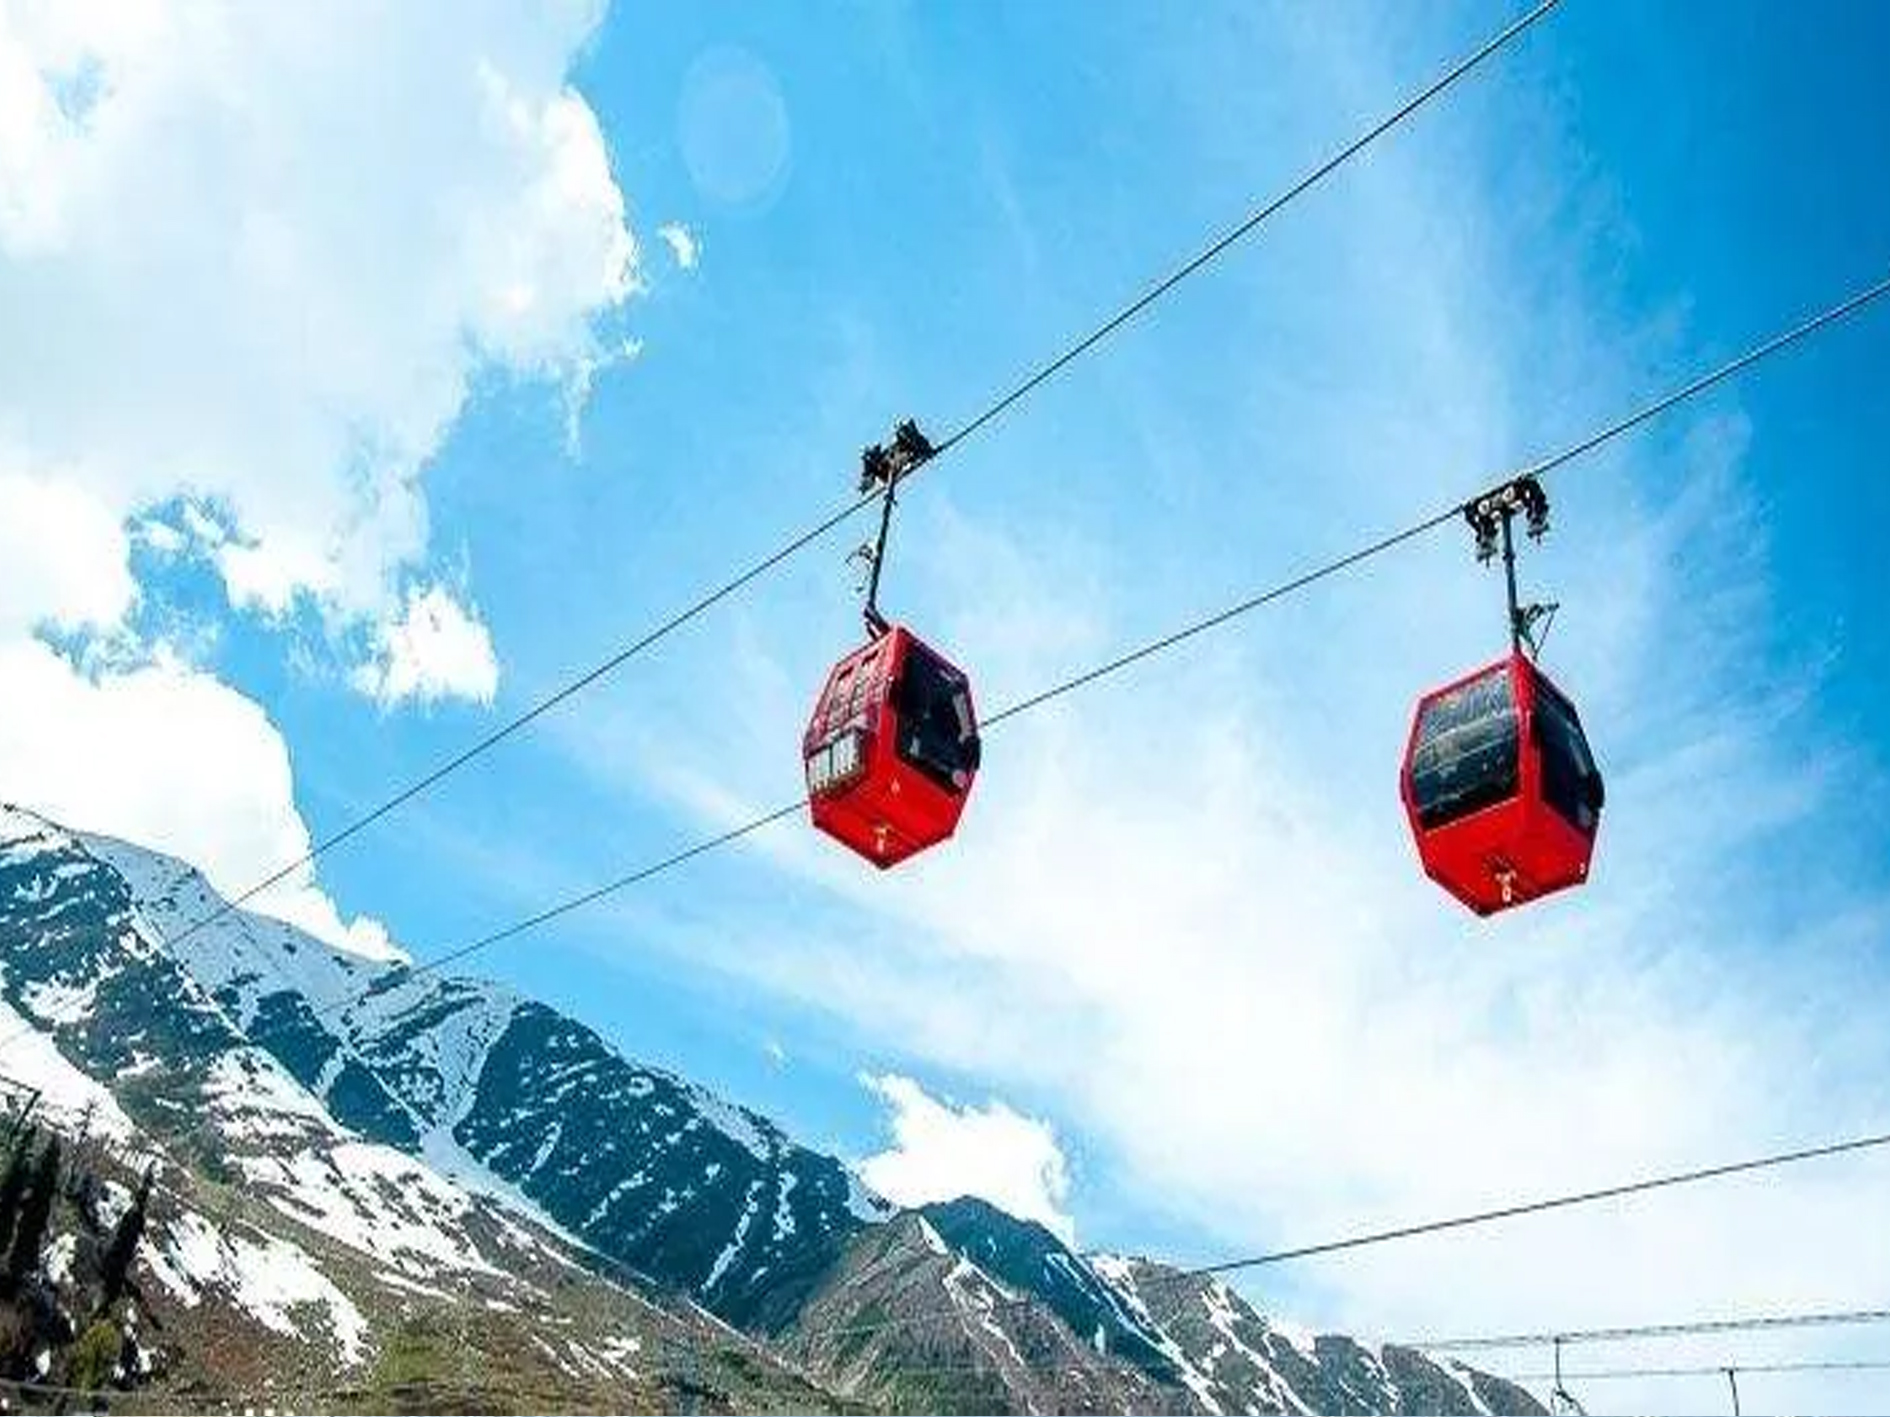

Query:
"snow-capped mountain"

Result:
[[0, 804, 1543, 1413], [789, 1199, 1545, 1416], [76, 818, 892, 1331]]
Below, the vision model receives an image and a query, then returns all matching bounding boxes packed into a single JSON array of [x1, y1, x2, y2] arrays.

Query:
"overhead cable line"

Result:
[[923, 0, 1561, 461], [133, 0, 1560, 961], [1166, 1128, 1890, 1278], [1506, 1357, 1890, 1383], [986, 267, 1890, 727], [259, 265, 1890, 1018], [793, 1128, 1890, 1345], [1417, 1304, 1890, 1353]]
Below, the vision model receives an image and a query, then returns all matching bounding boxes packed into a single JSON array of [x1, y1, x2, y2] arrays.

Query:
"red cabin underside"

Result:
[[1401, 653, 1600, 917], [803, 625, 978, 869], [1410, 790, 1595, 915]]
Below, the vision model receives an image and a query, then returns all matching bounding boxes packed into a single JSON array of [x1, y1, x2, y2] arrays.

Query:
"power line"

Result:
[[793, 1128, 1890, 1347], [309, 799, 810, 1011], [145, 503, 868, 962], [1508, 1357, 1890, 1383], [1417, 1304, 1890, 1353], [1177, 1130, 1890, 1278], [129, 0, 1559, 963], [985, 266, 1890, 727], [927, 0, 1561, 461]]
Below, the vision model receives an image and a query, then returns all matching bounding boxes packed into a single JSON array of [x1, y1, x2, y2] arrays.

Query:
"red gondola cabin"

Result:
[[803, 625, 981, 868], [1400, 652, 1604, 915]]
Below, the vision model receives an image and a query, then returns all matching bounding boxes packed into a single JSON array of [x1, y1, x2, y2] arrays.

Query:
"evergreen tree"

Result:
[[5, 1137, 61, 1289], [97, 1166, 152, 1309], [0, 1127, 35, 1261]]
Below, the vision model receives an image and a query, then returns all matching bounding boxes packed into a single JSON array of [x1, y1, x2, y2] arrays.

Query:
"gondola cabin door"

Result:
[[803, 625, 981, 868]]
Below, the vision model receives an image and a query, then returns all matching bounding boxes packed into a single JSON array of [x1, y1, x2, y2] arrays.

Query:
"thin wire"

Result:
[[1518, 272, 1890, 486], [794, 1132, 1890, 1345], [983, 511, 1458, 726], [155, 502, 871, 956], [1179, 1130, 1890, 1277], [988, 267, 1890, 726], [1417, 1304, 1890, 1353], [122, 0, 1559, 962], [307, 798, 810, 1014], [1507, 1357, 1890, 1383], [928, 0, 1562, 460]]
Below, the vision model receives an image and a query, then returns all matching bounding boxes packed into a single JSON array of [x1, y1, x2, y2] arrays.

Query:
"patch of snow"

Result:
[[583, 1173, 646, 1229], [21, 967, 114, 1026], [82, 830, 411, 986], [772, 1170, 798, 1241], [240, 1141, 500, 1276], [526, 1121, 563, 1177], [91, 1178, 134, 1233], [313, 1047, 349, 1101], [376, 1269, 450, 1301], [204, 1049, 341, 1144], [0, 1000, 136, 1141], [689, 1086, 775, 1163], [843, 1165, 893, 1223], [916, 1216, 949, 1256], [1268, 1315, 1321, 1362], [340, 977, 516, 1124], [1086, 1257, 1225, 1416], [1446, 1359, 1496, 1417], [1199, 1280, 1314, 1415], [149, 1212, 368, 1364], [596, 1333, 641, 1379], [702, 1178, 764, 1294], [43, 1233, 76, 1285]]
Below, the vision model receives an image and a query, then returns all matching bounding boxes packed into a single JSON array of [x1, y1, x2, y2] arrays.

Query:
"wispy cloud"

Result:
[[657, 221, 700, 271]]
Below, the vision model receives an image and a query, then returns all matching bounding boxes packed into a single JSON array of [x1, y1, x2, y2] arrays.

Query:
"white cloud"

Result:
[[657, 221, 699, 270], [0, 0, 631, 964], [858, 1073, 1076, 1244], [0, 0, 635, 652], [351, 583, 500, 709], [0, 466, 134, 635], [0, 638, 399, 962]]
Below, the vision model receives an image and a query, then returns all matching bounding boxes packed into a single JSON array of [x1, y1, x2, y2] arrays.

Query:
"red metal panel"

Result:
[[1401, 652, 1599, 916], [803, 625, 980, 869]]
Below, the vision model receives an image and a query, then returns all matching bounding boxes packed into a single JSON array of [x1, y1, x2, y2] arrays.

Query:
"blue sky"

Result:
[[5, 1, 1890, 1410]]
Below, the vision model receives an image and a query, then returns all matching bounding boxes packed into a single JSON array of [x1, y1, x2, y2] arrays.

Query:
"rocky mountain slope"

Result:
[[0, 803, 1544, 1413], [788, 1201, 1543, 1416], [77, 820, 890, 1333]]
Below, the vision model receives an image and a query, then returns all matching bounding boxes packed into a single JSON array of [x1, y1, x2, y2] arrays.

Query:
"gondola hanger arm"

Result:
[[855, 418, 936, 637]]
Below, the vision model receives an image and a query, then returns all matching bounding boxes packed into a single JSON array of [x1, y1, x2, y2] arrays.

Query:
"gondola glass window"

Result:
[[1409, 665, 1520, 830], [892, 647, 979, 794], [1532, 677, 1603, 833]]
